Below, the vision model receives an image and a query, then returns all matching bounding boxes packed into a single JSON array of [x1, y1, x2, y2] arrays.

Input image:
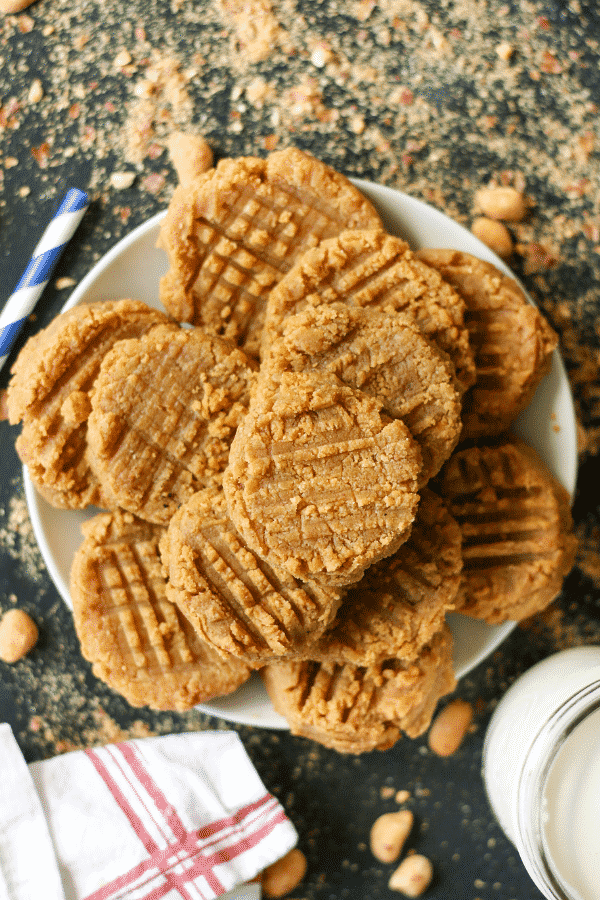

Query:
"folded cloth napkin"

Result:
[[0, 724, 297, 900]]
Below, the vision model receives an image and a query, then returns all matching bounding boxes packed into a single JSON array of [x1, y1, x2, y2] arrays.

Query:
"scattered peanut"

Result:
[[428, 699, 473, 757], [0, 609, 39, 663], [113, 48, 133, 68], [370, 809, 414, 863], [27, 78, 44, 104], [474, 186, 527, 221], [55, 276, 77, 290], [261, 848, 307, 898], [388, 854, 433, 897], [110, 171, 136, 190], [0, 0, 35, 11], [310, 44, 333, 68], [166, 132, 214, 187], [495, 41, 514, 61], [471, 216, 514, 259]]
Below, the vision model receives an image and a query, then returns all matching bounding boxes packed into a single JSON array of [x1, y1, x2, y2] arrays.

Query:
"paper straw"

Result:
[[0, 187, 89, 373]]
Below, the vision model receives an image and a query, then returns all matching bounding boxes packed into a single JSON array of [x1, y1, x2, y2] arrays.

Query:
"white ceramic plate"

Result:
[[24, 180, 578, 730]]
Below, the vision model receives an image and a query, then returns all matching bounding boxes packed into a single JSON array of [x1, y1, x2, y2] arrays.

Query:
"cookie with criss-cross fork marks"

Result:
[[262, 228, 476, 394], [223, 368, 422, 588], [310, 488, 462, 666], [161, 486, 344, 666], [268, 302, 462, 485], [70, 509, 251, 711], [436, 439, 577, 623], [87, 323, 257, 524], [417, 249, 558, 439], [7, 299, 170, 509], [158, 147, 383, 358], [261, 626, 456, 754]]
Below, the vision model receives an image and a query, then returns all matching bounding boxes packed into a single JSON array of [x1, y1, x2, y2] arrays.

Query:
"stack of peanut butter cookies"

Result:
[[7, 147, 577, 752]]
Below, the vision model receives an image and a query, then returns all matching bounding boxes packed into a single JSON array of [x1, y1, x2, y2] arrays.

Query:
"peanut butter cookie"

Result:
[[417, 249, 558, 438], [437, 439, 577, 623], [158, 147, 383, 357], [268, 302, 462, 485], [87, 323, 257, 524], [262, 229, 476, 393], [70, 509, 251, 711], [223, 369, 422, 587], [161, 486, 343, 666], [261, 626, 456, 753], [7, 299, 170, 509], [310, 489, 462, 665]]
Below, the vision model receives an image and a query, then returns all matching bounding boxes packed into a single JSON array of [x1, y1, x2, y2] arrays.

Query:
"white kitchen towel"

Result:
[[0, 725, 297, 900], [0, 723, 65, 900]]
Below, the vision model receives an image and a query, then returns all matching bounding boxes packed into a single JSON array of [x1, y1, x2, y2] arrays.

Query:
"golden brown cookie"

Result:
[[437, 439, 577, 623], [416, 249, 558, 438], [261, 626, 456, 753], [223, 368, 422, 587], [161, 486, 344, 666], [70, 509, 251, 711], [268, 302, 462, 485], [158, 147, 383, 357], [7, 299, 170, 509], [87, 323, 257, 524], [262, 229, 476, 394], [311, 489, 462, 665]]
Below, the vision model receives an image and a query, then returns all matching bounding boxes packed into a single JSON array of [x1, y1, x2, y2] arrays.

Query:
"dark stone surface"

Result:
[[1, 1, 600, 897]]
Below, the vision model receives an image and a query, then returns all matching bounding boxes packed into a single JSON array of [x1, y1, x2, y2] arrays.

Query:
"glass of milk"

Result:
[[482, 645, 600, 900]]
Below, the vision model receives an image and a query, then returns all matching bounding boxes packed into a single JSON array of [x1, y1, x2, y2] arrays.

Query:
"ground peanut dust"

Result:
[[1, 1, 600, 898]]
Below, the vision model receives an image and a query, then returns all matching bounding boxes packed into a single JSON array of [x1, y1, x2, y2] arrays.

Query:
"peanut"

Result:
[[428, 699, 473, 757], [27, 78, 43, 104], [0, 609, 39, 663], [471, 217, 514, 260], [495, 41, 514, 61], [261, 848, 307, 898], [370, 809, 414, 863], [110, 171, 136, 190], [474, 186, 527, 221], [166, 132, 213, 187], [388, 854, 433, 896]]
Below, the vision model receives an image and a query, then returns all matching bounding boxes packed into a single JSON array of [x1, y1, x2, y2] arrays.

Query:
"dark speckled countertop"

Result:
[[1, 1, 600, 898]]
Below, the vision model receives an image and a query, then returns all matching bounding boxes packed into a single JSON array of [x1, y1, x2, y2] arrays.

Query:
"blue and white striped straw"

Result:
[[0, 187, 89, 373]]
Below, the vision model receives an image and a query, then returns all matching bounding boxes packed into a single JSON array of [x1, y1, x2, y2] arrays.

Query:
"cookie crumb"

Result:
[[166, 131, 213, 186]]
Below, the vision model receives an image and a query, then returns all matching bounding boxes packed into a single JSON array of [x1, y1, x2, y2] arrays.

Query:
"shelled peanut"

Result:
[[0, 609, 39, 663]]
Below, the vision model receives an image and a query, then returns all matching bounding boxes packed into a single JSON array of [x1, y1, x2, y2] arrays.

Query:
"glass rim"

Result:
[[514, 680, 600, 900]]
